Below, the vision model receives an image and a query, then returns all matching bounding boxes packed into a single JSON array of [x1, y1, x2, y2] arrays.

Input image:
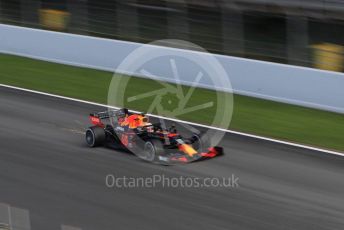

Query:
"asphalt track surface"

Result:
[[0, 86, 344, 230]]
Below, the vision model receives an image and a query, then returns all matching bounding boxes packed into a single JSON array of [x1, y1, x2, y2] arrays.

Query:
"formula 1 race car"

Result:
[[85, 108, 223, 164]]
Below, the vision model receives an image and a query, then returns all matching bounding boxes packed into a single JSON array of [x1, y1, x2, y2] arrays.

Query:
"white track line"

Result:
[[1, 83, 343, 157]]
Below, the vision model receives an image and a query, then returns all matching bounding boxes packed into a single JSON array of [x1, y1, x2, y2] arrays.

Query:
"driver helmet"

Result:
[[118, 108, 129, 118]]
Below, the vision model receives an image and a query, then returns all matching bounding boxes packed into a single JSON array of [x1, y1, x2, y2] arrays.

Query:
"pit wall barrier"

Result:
[[0, 24, 343, 113]]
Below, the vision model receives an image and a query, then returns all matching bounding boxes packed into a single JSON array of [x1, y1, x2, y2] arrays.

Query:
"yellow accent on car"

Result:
[[180, 144, 197, 156]]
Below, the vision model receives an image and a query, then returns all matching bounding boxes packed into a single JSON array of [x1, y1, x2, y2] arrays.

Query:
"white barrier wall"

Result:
[[1, 24, 344, 113]]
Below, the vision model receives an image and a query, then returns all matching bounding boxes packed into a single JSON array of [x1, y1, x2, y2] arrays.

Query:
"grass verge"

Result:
[[0, 53, 343, 152]]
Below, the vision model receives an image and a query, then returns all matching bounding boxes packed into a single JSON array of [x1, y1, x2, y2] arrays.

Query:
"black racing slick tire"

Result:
[[85, 126, 106, 147], [142, 139, 164, 162], [191, 132, 210, 153]]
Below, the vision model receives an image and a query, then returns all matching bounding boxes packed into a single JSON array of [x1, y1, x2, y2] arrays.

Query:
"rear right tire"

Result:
[[85, 126, 105, 147]]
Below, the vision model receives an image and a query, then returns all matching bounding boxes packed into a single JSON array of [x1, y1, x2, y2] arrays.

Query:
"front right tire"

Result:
[[191, 132, 210, 153], [141, 139, 164, 162]]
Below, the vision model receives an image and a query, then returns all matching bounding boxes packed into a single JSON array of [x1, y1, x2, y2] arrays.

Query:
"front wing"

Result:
[[157, 146, 223, 164]]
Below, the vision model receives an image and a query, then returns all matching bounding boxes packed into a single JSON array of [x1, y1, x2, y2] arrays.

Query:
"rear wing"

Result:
[[90, 110, 117, 119], [89, 109, 144, 127], [89, 110, 119, 127]]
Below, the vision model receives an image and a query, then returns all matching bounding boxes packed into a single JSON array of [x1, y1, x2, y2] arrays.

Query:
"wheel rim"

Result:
[[143, 142, 155, 161]]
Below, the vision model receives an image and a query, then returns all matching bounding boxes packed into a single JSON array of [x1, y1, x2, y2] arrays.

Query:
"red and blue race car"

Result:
[[85, 108, 223, 164]]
